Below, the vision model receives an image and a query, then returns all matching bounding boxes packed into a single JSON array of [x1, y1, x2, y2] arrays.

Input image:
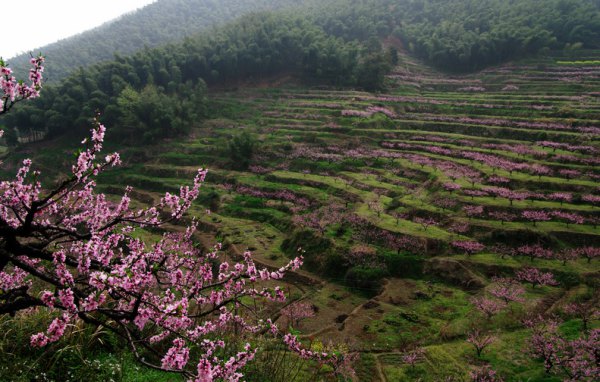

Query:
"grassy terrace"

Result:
[[167, 52, 600, 379]]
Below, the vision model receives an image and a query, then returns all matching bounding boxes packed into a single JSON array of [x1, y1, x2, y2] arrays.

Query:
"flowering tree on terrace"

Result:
[[555, 249, 578, 266], [516, 267, 558, 288], [448, 220, 470, 236], [281, 301, 315, 329], [470, 366, 504, 382], [344, 244, 380, 267], [488, 277, 525, 305], [452, 240, 485, 257], [402, 347, 425, 369], [470, 296, 505, 319], [582, 194, 600, 206], [558, 169, 581, 180], [0, 58, 340, 381], [530, 164, 552, 179], [552, 211, 584, 227], [466, 329, 496, 358], [463, 205, 484, 219], [464, 189, 488, 200], [563, 301, 600, 333], [522, 210, 551, 226], [488, 211, 515, 225], [443, 182, 461, 193], [517, 244, 553, 262], [414, 216, 437, 231], [525, 317, 599, 381], [572, 246, 600, 263], [491, 244, 515, 260], [548, 192, 572, 205]]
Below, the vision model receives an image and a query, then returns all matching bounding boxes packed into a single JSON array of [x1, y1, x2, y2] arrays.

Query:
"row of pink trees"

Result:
[[459, 203, 593, 228], [511, 245, 599, 264]]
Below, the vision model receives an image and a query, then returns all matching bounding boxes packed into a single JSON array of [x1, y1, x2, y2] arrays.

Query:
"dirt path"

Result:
[[344, 279, 389, 319], [299, 324, 337, 339], [299, 279, 399, 382], [374, 353, 388, 382]]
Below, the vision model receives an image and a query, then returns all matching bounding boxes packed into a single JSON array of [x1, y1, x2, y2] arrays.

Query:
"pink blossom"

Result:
[[517, 244, 554, 262], [452, 240, 485, 256], [522, 210, 551, 226], [516, 267, 558, 288], [402, 347, 425, 368], [470, 366, 504, 382], [467, 329, 496, 357], [471, 296, 505, 318], [281, 301, 315, 328], [0, 55, 44, 115], [0, 115, 321, 379], [161, 338, 190, 370], [489, 278, 525, 304], [548, 192, 572, 205]]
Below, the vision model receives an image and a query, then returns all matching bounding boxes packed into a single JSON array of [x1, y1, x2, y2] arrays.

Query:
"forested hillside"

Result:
[[6, 0, 314, 81], [7, 0, 599, 83], [1, 11, 391, 143], [394, 0, 600, 71], [7, 0, 599, 145], [307, 0, 600, 71]]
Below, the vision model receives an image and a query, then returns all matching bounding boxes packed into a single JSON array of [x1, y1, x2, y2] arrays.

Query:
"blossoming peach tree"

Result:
[[0, 58, 339, 381]]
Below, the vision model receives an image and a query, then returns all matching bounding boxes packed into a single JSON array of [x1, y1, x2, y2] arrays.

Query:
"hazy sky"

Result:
[[2, 0, 157, 59]]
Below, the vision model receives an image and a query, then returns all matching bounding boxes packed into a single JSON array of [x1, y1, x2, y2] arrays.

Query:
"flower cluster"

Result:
[[516, 267, 558, 288], [0, 115, 331, 380], [526, 317, 599, 380], [452, 240, 485, 256], [0, 55, 44, 118]]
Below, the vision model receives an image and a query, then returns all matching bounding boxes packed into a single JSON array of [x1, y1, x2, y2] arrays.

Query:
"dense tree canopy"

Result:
[[2, 12, 391, 142], [304, 0, 600, 71], [8, 0, 597, 81], [6, 0, 316, 82], [393, 0, 600, 71]]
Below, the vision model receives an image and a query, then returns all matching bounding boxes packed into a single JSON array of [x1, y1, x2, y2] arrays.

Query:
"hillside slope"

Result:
[[8, 0, 600, 84], [6, 0, 314, 82]]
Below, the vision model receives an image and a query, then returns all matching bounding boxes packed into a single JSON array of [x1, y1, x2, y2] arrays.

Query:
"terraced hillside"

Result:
[[74, 50, 598, 381], [5, 51, 599, 380]]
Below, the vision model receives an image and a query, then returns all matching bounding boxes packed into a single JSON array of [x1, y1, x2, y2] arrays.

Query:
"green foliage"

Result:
[[114, 82, 206, 141], [354, 352, 379, 382], [344, 266, 388, 295], [393, 0, 600, 71], [1, 126, 18, 147], [7, 0, 317, 82], [228, 132, 256, 171], [355, 51, 391, 91], [305, 0, 600, 71], [0, 311, 180, 382], [3, 9, 389, 141], [384, 252, 425, 278], [196, 189, 221, 212], [281, 230, 335, 272], [24, 0, 596, 139]]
